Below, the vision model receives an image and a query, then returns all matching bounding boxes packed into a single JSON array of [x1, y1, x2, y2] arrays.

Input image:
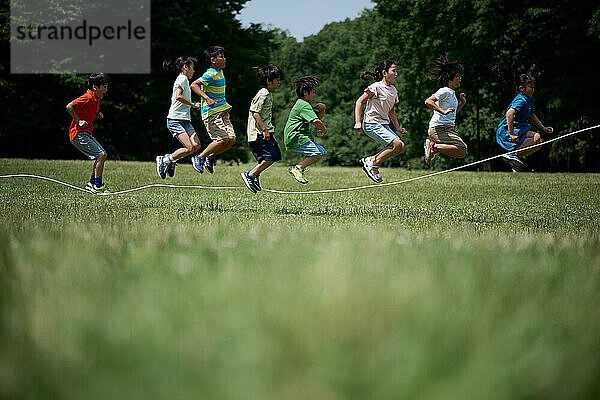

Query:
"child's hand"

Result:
[[316, 130, 325, 137], [443, 107, 455, 115], [78, 120, 90, 128], [397, 127, 408, 135], [353, 122, 362, 131], [544, 126, 554, 134], [207, 98, 216, 107], [193, 102, 201, 110], [97, 112, 104, 119], [459, 93, 467, 104], [315, 103, 326, 113], [262, 129, 271, 140], [509, 132, 518, 142]]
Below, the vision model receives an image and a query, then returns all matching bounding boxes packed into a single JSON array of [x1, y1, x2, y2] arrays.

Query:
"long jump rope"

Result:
[[0, 125, 598, 196]]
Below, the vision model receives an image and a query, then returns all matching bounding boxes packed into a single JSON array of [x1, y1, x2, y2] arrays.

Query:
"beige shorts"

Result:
[[428, 125, 467, 154], [203, 111, 235, 140]]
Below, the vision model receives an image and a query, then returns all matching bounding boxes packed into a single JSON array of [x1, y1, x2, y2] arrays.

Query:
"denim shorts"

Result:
[[290, 140, 325, 157], [71, 132, 106, 159], [362, 123, 399, 146], [249, 134, 282, 163], [167, 119, 195, 138]]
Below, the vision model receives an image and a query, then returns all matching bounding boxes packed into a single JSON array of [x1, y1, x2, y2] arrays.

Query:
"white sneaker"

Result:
[[502, 152, 523, 172], [360, 157, 382, 183]]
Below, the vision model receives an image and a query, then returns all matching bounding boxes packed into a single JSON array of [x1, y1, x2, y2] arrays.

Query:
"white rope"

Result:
[[1, 124, 597, 196]]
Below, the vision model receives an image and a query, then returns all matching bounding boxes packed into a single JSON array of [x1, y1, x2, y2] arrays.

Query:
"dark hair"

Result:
[[294, 75, 320, 98], [428, 55, 464, 87], [204, 46, 225, 64], [493, 61, 535, 93], [253, 64, 282, 86], [361, 59, 397, 82], [87, 73, 110, 90], [162, 56, 197, 73]]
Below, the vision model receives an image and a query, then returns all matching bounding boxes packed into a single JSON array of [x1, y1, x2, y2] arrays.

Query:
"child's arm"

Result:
[[456, 92, 467, 113], [530, 113, 553, 134], [425, 94, 454, 115], [505, 108, 518, 141], [190, 79, 216, 107], [354, 91, 372, 130], [388, 108, 408, 135], [175, 86, 201, 110], [66, 102, 89, 128], [252, 112, 271, 140], [311, 118, 327, 137]]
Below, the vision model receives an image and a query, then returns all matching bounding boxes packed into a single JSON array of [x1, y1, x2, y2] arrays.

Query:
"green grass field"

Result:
[[1, 158, 600, 399]]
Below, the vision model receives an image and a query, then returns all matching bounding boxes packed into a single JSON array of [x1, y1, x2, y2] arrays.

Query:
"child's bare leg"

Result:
[[373, 138, 404, 165], [433, 143, 466, 158], [93, 152, 107, 177], [250, 160, 274, 176], [199, 137, 233, 158], [171, 132, 201, 160], [297, 155, 322, 169], [516, 131, 542, 157]]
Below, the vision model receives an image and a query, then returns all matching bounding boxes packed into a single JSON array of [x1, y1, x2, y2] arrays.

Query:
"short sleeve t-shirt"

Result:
[[247, 88, 274, 142], [196, 68, 232, 119], [68, 89, 100, 141], [363, 81, 398, 124], [283, 99, 318, 150], [167, 75, 192, 121], [428, 87, 459, 128]]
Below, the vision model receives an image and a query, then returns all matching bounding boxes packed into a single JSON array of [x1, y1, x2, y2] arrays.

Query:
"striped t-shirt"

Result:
[[197, 67, 232, 119]]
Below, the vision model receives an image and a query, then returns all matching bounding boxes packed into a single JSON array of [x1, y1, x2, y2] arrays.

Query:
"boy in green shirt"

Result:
[[283, 75, 327, 184]]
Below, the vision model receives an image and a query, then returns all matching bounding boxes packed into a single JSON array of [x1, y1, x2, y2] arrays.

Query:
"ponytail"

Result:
[[162, 56, 197, 73], [361, 59, 396, 82], [493, 61, 535, 93]]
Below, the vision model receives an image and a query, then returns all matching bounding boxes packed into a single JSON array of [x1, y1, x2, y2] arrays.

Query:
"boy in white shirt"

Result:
[[424, 55, 467, 166]]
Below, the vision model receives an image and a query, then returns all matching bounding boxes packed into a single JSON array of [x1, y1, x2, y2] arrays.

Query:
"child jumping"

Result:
[[494, 64, 553, 172], [241, 64, 283, 193], [155, 56, 202, 179], [424, 55, 468, 166], [190, 46, 235, 174], [66, 73, 111, 194], [283, 76, 327, 184], [354, 59, 408, 183]]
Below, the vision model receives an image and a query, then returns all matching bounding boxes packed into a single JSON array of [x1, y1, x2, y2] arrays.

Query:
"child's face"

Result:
[[520, 82, 535, 97], [383, 64, 398, 84], [183, 63, 195, 79], [212, 53, 226, 69], [448, 73, 462, 89], [266, 77, 281, 91], [94, 84, 108, 98], [303, 87, 316, 103]]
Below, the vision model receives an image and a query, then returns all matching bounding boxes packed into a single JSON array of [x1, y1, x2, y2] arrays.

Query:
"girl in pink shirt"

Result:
[[354, 60, 408, 183]]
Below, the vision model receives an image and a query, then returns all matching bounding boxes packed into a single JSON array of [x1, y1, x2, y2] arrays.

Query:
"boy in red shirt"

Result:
[[66, 73, 110, 193]]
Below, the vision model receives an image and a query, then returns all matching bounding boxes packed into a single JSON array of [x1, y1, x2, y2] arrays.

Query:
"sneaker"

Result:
[[241, 171, 258, 193], [424, 139, 438, 166], [252, 174, 261, 191], [166, 160, 177, 178], [360, 157, 382, 183], [156, 155, 168, 179], [191, 155, 204, 174], [288, 166, 308, 184], [85, 182, 97, 193], [204, 156, 215, 174], [93, 184, 111, 194], [502, 152, 523, 172]]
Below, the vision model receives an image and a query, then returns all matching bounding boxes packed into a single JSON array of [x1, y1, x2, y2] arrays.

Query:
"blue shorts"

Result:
[[363, 122, 399, 146], [71, 132, 106, 159], [249, 134, 282, 163], [291, 141, 325, 157], [167, 119, 195, 138]]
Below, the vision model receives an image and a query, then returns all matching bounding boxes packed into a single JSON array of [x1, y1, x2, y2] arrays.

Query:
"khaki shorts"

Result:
[[428, 125, 467, 154], [203, 111, 235, 140]]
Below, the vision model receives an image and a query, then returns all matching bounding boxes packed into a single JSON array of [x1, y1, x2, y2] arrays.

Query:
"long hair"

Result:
[[493, 61, 535, 93], [361, 59, 396, 82], [162, 56, 197, 73], [428, 55, 464, 87]]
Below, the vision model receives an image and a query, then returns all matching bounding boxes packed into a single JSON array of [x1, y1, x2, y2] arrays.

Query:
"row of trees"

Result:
[[1, 0, 599, 171]]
